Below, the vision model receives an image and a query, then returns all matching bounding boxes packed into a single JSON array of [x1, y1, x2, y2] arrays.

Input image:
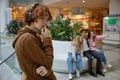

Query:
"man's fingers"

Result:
[[39, 67, 47, 76], [36, 66, 48, 76], [39, 69, 47, 76]]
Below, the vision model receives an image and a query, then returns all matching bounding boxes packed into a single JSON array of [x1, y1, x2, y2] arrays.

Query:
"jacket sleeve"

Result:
[[70, 42, 76, 60], [22, 34, 54, 76], [71, 45, 76, 60], [96, 35, 106, 40]]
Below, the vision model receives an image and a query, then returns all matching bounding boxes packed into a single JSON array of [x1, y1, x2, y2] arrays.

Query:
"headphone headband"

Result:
[[27, 3, 39, 22]]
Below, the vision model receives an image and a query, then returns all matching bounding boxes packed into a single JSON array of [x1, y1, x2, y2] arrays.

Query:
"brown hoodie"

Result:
[[13, 27, 56, 80]]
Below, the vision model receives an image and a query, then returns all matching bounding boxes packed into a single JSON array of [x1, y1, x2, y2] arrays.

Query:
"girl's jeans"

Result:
[[67, 52, 83, 73], [93, 50, 107, 64]]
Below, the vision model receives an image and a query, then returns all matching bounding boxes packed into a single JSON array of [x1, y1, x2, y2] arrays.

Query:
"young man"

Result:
[[80, 30, 105, 77], [13, 3, 56, 80]]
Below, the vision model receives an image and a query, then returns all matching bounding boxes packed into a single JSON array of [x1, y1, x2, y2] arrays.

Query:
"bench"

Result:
[[52, 40, 88, 73]]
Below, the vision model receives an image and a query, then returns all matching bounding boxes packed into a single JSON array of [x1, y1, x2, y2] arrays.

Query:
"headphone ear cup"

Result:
[[27, 12, 32, 22]]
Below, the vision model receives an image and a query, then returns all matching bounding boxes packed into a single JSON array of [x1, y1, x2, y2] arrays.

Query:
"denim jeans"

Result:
[[83, 50, 103, 73], [67, 52, 83, 73], [93, 50, 107, 64]]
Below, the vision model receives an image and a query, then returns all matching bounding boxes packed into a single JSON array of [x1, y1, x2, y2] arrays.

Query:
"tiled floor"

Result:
[[54, 68, 120, 80], [0, 37, 120, 80]]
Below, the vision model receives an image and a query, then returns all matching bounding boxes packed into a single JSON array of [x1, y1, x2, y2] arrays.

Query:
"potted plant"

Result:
[[6, 20, 24, 35], [4, 20, 24, 44], [47, 15, 83, 41], [47, 15, 83, 72]]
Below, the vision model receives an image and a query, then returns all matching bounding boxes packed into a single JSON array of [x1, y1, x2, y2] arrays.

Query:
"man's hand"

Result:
[[42, 27, 51, 38], [73, 58, 76, 62], [36, 66, 48, 77]]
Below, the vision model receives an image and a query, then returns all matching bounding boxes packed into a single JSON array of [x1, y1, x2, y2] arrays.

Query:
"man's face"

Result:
[[35, 18, 48, 31], [81, 31, 86, 37]]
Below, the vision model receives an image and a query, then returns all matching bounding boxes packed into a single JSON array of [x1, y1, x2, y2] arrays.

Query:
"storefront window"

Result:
[[9, 0, 43, 20]]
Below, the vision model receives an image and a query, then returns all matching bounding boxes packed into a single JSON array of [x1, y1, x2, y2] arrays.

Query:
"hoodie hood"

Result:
[[12, 26, 36, 48]]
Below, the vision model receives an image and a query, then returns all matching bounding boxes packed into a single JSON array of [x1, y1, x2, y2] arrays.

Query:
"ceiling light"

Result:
[[82, 0, 85, 3]]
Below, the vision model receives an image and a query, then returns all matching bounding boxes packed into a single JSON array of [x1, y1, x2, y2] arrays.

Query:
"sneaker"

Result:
[[107, 64, 112, 68], [68, 73, 73, 80], [76, 70, 80, 78]]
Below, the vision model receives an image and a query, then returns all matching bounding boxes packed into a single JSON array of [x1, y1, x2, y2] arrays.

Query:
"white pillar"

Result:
[[109, 0, 120, 15], [0, 0, 10, 33]]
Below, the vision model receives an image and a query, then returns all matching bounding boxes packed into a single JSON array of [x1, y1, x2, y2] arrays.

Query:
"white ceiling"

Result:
[[47, 0, 110, 10]]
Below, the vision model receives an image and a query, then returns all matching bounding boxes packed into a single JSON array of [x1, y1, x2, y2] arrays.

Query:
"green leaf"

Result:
[[58, 31, 65, 36]]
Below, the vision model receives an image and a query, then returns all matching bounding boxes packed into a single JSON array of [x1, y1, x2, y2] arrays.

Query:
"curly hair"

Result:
[[23, 3, 52, 26]]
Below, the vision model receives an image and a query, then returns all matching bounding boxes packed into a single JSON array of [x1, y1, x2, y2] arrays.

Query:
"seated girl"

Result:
[[87, 30, 111, 72], [67, 35, 83, 79]]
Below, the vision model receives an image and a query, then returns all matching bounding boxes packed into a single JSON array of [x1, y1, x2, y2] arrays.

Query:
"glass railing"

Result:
[[0, 33, 22, 80]]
